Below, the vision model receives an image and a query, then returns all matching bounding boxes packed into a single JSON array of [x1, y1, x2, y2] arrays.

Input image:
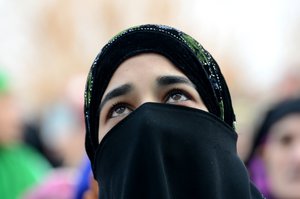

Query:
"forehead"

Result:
[[269, 114, 300, 136], [105, 53, 187, 89]]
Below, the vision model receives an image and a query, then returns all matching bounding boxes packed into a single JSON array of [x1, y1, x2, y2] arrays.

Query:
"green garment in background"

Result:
[[0, 144, 50, 199]]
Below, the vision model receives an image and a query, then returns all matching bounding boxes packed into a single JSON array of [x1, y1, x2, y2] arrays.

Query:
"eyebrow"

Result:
[[157, 75, 195, 88], [100, 84, 133, 110], [99, 76, 195, 110]]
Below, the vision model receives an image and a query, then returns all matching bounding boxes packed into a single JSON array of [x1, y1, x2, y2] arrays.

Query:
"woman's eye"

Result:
[[165, 90, 190, 104], [279, 135, 293, 147], [109, 104, 132, 118]]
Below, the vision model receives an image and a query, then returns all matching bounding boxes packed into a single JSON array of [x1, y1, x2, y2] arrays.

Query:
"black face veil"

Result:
[[84, 24, 264, 199]]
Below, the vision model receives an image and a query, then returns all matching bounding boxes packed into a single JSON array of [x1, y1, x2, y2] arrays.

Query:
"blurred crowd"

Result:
[[0, 69, 90, 199], [1, 1, 300, 199], [1, 61, 300, 199]]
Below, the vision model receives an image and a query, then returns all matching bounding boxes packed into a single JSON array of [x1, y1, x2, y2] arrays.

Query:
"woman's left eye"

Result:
[[165, 90, 190, 104], [108, 103, 132, 119]]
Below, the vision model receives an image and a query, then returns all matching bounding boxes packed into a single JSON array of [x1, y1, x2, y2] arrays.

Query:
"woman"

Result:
[[246, 97, 300, 199], [84, 24, 264, 199]]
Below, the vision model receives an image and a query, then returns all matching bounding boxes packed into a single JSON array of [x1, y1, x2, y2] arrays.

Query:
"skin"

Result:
[[83, 174, 99, 199], [98, 53, 208, 142], [262, 113, 300, 199]]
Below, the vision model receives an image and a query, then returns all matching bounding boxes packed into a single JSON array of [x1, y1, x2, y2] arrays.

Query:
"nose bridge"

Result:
[[136, 78, 160, 106], [139, 93, 159, 105]]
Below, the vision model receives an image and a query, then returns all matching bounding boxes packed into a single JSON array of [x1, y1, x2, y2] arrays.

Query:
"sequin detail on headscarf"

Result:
[[85, 49, 100, 124], [179, 32, 224, 120]]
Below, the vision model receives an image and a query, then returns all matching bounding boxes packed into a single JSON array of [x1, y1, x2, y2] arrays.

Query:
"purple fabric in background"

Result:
[[248, 155, 272, 199]]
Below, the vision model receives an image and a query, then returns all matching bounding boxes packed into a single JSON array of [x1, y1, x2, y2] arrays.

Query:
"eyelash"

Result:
[[106, 88, 193, 119], [107, 102, 132, 119], [163, 88, 192, 102]]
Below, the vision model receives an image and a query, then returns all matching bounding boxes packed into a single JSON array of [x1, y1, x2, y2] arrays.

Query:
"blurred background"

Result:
[[0, 0, 300, 198]]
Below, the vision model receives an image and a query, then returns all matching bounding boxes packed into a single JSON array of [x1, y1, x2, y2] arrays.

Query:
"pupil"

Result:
[[116, 107, 125, 114], [172, 93, 182, 100]]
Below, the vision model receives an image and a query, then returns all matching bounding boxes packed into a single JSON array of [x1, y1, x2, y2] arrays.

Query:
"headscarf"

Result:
[[245, 97, 300, 198], [84, 24, 236, 168]]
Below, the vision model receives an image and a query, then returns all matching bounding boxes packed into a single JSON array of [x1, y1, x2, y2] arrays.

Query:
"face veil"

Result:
[[94, 103, 264, 199], [84, 24, 265, 199]]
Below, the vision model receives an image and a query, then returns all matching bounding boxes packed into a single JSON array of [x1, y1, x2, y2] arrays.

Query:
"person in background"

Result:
[[39, 73, 86, 168], [22, 73, 87, 199], [246, 97, 300, 199], [0, 68, 49, 199], [83, 24, 264, 199]]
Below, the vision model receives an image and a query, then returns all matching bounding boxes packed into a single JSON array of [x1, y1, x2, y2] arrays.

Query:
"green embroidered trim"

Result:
[[180, 33, 209, 65], [218, 101, 225, 121], [108, 25, 140, 44], [181, 32, 226, 122]]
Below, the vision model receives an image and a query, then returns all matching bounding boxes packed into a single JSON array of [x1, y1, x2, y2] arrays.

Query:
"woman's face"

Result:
[[98, 53, 207, 141], [262, 113, 300, 198]]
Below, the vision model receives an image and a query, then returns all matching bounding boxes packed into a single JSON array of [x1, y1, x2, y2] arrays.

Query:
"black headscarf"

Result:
[[84, 24, 264, 199], [85, 24, 235, 166]]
